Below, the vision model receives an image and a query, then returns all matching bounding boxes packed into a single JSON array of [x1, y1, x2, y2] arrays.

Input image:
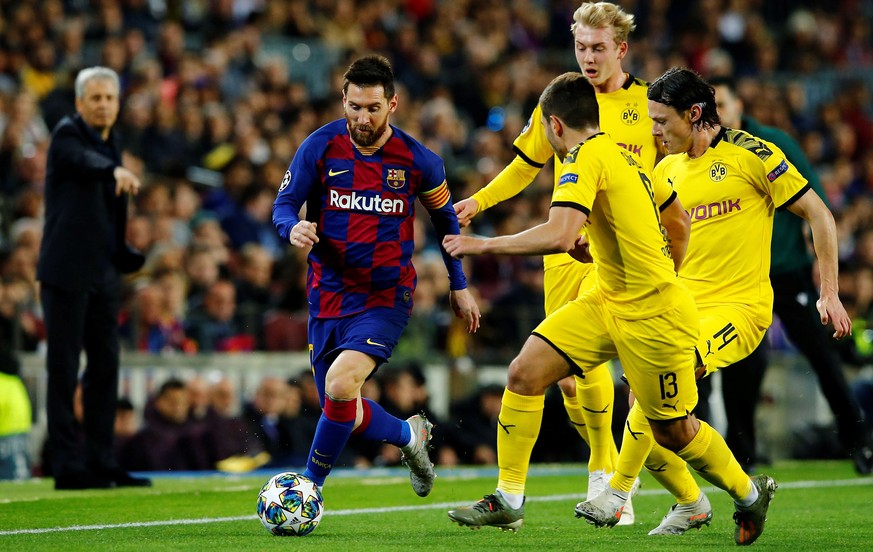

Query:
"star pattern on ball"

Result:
[[261, 478, 287, 510]]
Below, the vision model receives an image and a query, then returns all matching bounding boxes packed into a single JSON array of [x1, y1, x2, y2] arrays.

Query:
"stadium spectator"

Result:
[[447, 383, 503, 466], [195, 375, 250, 466], [184, 278, 253, 352], [186, 376, 211, 423], [232, 243, 274, 348], [375, 363, 453, 467], [183, 242, 221, 313], [208, 376, 240, 418], [0, 271, 42, 353], [220, 182, 286, 257], [119, 378, 211, 471], [118, 281, 187, 353], [240, 376, 308, 467], [112, 396, 138, 455]]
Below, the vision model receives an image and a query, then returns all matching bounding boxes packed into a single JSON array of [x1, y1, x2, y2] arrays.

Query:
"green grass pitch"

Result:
[[2, 461, 872, 551]]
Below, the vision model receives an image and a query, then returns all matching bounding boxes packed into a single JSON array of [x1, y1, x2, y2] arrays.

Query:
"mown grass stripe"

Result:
[[1, 477, 870, 536]]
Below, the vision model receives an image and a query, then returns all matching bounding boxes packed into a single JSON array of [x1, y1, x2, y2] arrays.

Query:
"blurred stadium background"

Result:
[[2, 0, 873, 475]]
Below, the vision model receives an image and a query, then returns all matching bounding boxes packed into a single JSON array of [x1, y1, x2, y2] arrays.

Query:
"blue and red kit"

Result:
[[273, 119, 467, 319], [273, 119, 468, 486]]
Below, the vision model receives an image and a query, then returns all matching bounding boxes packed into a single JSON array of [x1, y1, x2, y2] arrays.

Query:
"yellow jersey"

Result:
[[595, 74, 658, 171], [472, 74, 658, 270], [655, 127, 810, 315], [553, 133, 682, 319]]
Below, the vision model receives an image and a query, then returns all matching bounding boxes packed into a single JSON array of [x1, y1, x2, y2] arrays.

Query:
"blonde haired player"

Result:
[[452, 2, 654, 523]]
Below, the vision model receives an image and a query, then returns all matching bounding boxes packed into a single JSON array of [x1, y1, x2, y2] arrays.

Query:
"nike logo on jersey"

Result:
[[328, 168, 350, 176], [366, 338, 386, 348]]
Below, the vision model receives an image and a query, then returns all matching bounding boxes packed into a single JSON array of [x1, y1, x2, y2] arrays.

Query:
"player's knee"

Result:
[[506, 356, 549, 395], [324, 372, 362, 400], [650, 418, 696, 452], [557, 376, 576, 396]]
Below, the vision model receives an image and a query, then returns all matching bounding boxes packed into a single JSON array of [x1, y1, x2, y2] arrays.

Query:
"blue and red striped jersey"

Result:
[[273, 119, 467, 319]]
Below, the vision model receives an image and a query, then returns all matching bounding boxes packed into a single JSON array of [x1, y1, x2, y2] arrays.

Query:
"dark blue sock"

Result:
[[303, 396, 356, 487], [355, 398, 410, 447]]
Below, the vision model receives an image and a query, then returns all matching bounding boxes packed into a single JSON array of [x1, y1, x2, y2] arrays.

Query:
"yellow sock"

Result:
[[577, 366, 617, 473], [612, 401, 652, 493], [645, 442, 701, 504], [562, 388, 590, 445], [676, 420, 753, 501], [496, 388, 545, 496]]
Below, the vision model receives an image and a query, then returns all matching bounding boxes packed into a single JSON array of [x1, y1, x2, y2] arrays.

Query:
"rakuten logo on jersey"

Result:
[[328, 189, 406, 216]]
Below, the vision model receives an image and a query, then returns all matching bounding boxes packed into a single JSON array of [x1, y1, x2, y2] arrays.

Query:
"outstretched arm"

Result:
[[443, 206, 587, 258], [456, 156, 544, 227], [786, 189, 852, 338]]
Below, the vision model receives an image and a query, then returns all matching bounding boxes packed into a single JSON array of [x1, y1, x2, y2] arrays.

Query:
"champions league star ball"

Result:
[[257, 472, 324, 536]]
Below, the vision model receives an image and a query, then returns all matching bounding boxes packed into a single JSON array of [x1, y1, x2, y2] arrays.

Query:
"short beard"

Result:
[[348, 120, 387, 147]]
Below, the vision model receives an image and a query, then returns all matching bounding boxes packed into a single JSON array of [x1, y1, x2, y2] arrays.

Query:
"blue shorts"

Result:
[[308, 307, 409, 405]]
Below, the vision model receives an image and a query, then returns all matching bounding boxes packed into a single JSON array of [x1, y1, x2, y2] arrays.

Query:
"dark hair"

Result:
[[648, 67, 720, 129], [157, 378, 186, 397], [539, 72, 599, 130], [117, 396, 134, 411], [343, 55, 395, 98], [707, 75, 737, 95]]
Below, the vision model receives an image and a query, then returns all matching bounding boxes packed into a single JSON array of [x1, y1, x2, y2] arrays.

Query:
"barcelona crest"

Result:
[[386, 168, 407, 189]]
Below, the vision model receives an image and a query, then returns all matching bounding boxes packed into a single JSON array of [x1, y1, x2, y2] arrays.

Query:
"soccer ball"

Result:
[[256, 472, 324, 536]]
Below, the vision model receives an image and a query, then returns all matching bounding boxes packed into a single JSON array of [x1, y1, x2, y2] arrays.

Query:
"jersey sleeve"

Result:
[[748, 139, 809, 209], [272, 134, 322, 241], [418, 156, 468, 290], [471, 155, 543, 211], [551, 148, 598, 215], [652, 162, 678, 211], [471, 103, 555, 211]]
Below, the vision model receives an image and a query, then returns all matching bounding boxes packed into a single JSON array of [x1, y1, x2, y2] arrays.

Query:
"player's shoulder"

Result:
[[299, 119, 347, 153], [626, 74, 649, 89], [623, 74, 650, 99], [653, 152, 681, 174], [719, 127, 778, 162], [390, 125, 443, 164], [520, 103, 545, 135], [570, 133, 621, 166]]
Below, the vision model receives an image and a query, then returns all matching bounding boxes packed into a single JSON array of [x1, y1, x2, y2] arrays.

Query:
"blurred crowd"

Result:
[[2, 1, 873, 364], [2, 1, 873, 472], [31, 363, 582, 474]]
